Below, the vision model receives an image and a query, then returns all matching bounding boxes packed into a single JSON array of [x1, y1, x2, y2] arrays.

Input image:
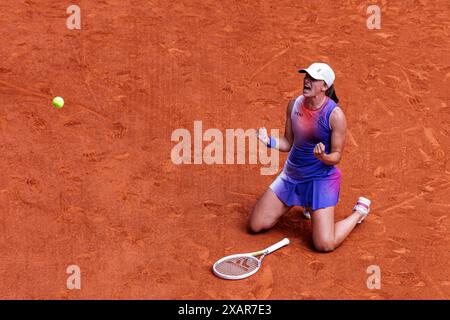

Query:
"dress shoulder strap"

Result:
[[292, 95, 304, 116]]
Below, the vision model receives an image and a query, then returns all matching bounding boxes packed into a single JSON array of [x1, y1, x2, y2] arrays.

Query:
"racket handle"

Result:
[[265, 238, 290, 254]]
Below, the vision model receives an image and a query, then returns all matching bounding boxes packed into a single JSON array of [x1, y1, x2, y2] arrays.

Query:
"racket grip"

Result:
[[265, 238, 290, 254]]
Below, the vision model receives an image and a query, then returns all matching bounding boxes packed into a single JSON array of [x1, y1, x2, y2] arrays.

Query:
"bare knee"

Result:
[[249, 223, 263, 234], [313, 238, 336, 252], [248, 216, 273, 233], [248, 189, 289, 234], [248, 216, 260, 233], [248, 209, 275, 233]]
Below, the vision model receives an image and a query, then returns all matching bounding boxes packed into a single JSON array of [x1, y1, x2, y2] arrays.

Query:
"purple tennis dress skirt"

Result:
[[269, 165, 342, 210]]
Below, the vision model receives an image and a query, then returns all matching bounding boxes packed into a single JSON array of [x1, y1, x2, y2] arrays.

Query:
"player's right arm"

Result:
[[277, 99, 294, 152], [257, 100, 294, 152]]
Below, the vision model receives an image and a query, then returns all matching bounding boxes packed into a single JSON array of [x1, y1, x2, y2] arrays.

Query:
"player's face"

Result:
[[303, 73, 327, 97]]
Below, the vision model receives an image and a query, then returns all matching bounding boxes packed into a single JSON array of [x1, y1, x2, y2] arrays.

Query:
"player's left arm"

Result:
[[314, 107, 347, 165]]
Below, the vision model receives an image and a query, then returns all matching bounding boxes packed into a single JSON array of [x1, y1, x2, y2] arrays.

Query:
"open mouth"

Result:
[[303, 84, 312, 92]]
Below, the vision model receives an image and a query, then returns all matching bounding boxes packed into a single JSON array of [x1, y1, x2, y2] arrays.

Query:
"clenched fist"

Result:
[[313, 142, 326, 160]]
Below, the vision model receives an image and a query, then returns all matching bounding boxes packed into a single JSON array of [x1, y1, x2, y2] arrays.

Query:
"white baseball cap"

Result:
[[299, 62, 335, 87]]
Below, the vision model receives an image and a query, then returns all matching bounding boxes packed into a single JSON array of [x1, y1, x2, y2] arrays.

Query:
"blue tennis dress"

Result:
[[269, 95, 342, 210]]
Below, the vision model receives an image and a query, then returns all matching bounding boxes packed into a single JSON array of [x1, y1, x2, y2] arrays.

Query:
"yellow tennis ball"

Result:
[[52, 96, 64, 108]]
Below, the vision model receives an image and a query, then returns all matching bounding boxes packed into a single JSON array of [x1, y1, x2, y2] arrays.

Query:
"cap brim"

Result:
[[298, 68, 322, 80]]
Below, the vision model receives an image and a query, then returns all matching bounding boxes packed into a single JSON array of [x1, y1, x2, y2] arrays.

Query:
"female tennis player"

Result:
[[249, 62, 371, 252]]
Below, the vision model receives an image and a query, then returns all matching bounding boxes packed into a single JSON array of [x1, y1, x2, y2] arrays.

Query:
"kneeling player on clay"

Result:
[[249, 62, 371, 252]]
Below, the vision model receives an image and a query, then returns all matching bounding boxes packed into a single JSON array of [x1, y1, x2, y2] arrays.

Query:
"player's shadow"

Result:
[[244, 206, 314, 250], [273, 206, 314, 250]]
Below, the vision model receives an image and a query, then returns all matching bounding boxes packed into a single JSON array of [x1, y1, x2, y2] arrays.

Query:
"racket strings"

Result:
[[214, 256, 260, 277]]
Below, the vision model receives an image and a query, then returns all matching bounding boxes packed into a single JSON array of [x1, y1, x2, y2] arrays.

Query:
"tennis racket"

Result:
[[212, 238, 290, 280]]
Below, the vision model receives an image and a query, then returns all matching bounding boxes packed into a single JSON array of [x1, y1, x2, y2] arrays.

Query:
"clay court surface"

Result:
[[0, 1, 449, 299]]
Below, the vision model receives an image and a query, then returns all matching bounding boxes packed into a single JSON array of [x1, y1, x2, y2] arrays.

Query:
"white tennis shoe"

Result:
[[302, 209, 311, 220], [353, 197, 371, 224]]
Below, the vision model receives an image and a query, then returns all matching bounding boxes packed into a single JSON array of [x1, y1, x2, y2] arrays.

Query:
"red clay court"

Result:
[[0, 1, 449, 299]]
